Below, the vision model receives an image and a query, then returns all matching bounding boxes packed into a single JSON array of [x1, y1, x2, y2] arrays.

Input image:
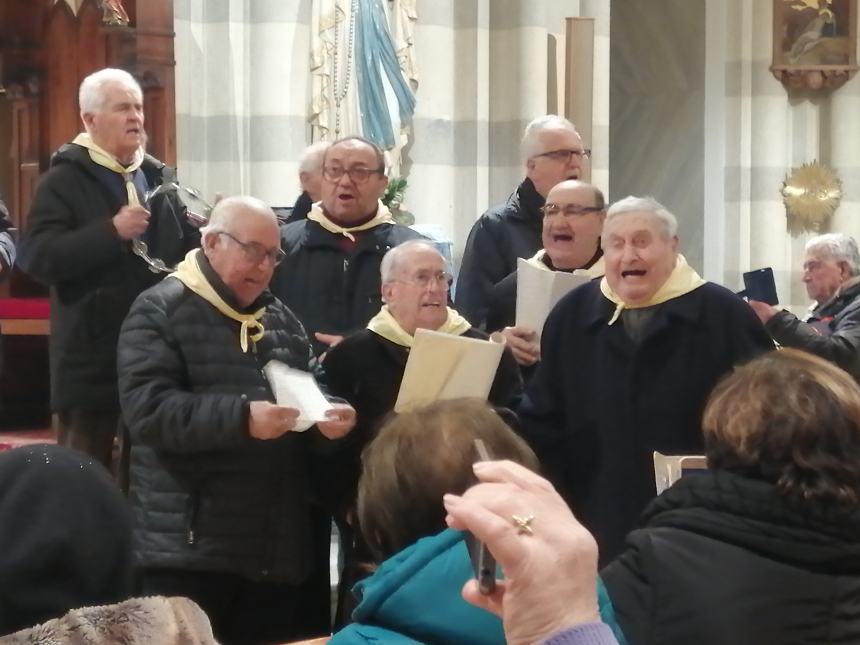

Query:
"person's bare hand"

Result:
[[501, 326, 540, 366], [748, 299, 779, 324], [248, 401, 299, 440], [315, 332, 344, 348], [316, 403, 356, 440], [112, 205, 150, 240], [444, 460, 600, 645]]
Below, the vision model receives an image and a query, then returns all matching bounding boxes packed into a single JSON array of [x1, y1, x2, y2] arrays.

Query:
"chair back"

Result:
[[653, 451, 707, 494]]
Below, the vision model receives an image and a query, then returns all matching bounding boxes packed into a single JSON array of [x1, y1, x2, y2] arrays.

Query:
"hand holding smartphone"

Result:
[[466, 438, 497, 595]]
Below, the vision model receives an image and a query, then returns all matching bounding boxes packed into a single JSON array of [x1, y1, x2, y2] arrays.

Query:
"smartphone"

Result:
[[741, 267, 779, 305], [467, 439, 497, 595]]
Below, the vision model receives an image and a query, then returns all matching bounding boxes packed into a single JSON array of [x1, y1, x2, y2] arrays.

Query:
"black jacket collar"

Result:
[[510, 178, 545, 225]]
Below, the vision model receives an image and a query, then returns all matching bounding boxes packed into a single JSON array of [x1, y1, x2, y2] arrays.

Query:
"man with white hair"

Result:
[[118, 196, 356, 645], [285, 141, 330, 224], [456, 115, 588, 328], [322, 239, 522, 623], [518, 196, 773, 564], [19, 68, 197, 467], [749, 232, 860, 381]]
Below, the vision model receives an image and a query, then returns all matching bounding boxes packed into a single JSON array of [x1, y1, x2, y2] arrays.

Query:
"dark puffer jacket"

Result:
[[118, 257, 330, 584], [19, 144, 197, 411], [601, 470, 860, 645], [271, 219, 424, 356]]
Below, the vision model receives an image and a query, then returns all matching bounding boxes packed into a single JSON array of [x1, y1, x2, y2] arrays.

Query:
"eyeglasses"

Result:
[[541, 203, 604, 218], [533, 148, 591, 162], [395, 271, 454, 289], [218, 232, 286, 266], [322, 165, 385, 184]]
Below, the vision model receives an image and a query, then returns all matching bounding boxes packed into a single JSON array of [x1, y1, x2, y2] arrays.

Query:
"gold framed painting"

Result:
[[771, 0, 858, 90]]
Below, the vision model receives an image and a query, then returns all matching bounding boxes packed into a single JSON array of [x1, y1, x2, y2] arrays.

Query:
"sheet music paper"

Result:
[[263, 361, 334, 432], [515, 258, 590, 337], [394, 329, 506, 413]]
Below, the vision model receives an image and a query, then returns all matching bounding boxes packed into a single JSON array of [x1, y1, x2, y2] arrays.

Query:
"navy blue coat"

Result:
[[270, 219, 424, 356], [518, 280, 773, 563]]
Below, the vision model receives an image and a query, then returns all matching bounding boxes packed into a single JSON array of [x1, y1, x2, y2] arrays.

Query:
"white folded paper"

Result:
[[394, 329, 506, 413], [515, 258, 591, 338], [263, 361, 333, 432]]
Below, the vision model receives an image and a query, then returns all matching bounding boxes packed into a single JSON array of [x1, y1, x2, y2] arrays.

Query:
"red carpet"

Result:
[[0, 428, 55, 452]]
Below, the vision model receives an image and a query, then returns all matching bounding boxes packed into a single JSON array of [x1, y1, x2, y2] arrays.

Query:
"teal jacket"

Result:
[[329, 528, 625, 645]]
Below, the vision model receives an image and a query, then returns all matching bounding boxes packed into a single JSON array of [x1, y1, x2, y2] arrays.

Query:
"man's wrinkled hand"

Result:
[[748, 299, 779, 324], [501, 325, 541, 366], [248, 401, 300, 440], [112, 205, 150, 240], [316, 403, 356, 440]]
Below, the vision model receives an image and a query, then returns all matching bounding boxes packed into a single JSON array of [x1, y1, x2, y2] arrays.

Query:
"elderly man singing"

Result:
[[117, 196, 356, 645], [749, 233, 860, 381], [271, 136, 423, 357], [19, 68, 197, 467], [518, 196, 773, 564], [321, 239, 522, 623], [486, 179, 606, 371]]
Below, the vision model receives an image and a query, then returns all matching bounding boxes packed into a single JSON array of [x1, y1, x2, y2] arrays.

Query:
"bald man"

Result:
[[117, 196, 356, 644]]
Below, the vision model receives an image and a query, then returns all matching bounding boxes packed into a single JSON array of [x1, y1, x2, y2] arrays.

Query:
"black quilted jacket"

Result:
[[118, 255, 332, 584]]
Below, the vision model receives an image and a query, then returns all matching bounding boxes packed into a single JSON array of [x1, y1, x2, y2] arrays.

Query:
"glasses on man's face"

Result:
[[533, 148, 591, 162], [397, 270, 454, 290], [322, 165, 385, 184], [541, 203, 603, 218], [219, 232, 286, 266]]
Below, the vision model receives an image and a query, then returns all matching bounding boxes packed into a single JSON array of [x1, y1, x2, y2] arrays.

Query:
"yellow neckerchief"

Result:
[[526, 249, 605, 278], [307, 200, 395, 241], [72, 133, 145, 205], [600, 254, 706, 325], [366, 304, 471, 348], [170, 249, 265, 352]]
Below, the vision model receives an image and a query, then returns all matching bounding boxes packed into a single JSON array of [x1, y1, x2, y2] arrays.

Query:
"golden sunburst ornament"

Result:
[[781, 161, 842, 234]]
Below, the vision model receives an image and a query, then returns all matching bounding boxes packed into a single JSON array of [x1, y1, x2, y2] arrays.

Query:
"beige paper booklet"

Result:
[[394, 329, 506, 413], [263, 360, 333, 432], [515, 258, 591, 337]]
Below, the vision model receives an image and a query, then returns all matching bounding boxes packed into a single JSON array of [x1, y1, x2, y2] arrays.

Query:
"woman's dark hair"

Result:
[[703, 348, 860, 506], [357, 398, 538, 562]]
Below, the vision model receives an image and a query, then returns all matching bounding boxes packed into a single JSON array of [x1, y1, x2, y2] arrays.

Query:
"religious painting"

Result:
[[771, 0, 857, 89]]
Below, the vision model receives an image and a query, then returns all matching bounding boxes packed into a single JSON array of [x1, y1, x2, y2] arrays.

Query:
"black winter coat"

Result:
[[518, 281, 774, 564], [601, 470, 860, 645], [117, 259, 332, 584], [454, 178, 544, 329], [320, 327, 524, 517], [270, 219, 424, 356], [18, 144, 197, 411]]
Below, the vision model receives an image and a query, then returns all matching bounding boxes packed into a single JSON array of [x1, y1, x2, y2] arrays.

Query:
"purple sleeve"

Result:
[[543, 623, 619, 645]]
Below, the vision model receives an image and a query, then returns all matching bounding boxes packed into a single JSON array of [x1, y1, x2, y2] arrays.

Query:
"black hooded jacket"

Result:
[[18, 143, 197, 412], [601, 470, 860, 645]]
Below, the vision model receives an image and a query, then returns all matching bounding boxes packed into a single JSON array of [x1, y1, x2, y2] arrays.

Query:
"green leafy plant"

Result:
[[382, 177, 414, 225]]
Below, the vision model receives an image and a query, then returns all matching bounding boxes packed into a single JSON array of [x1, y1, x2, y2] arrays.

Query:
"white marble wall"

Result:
[[608, 0, 707, 274], [707, 0, 860, 313]]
